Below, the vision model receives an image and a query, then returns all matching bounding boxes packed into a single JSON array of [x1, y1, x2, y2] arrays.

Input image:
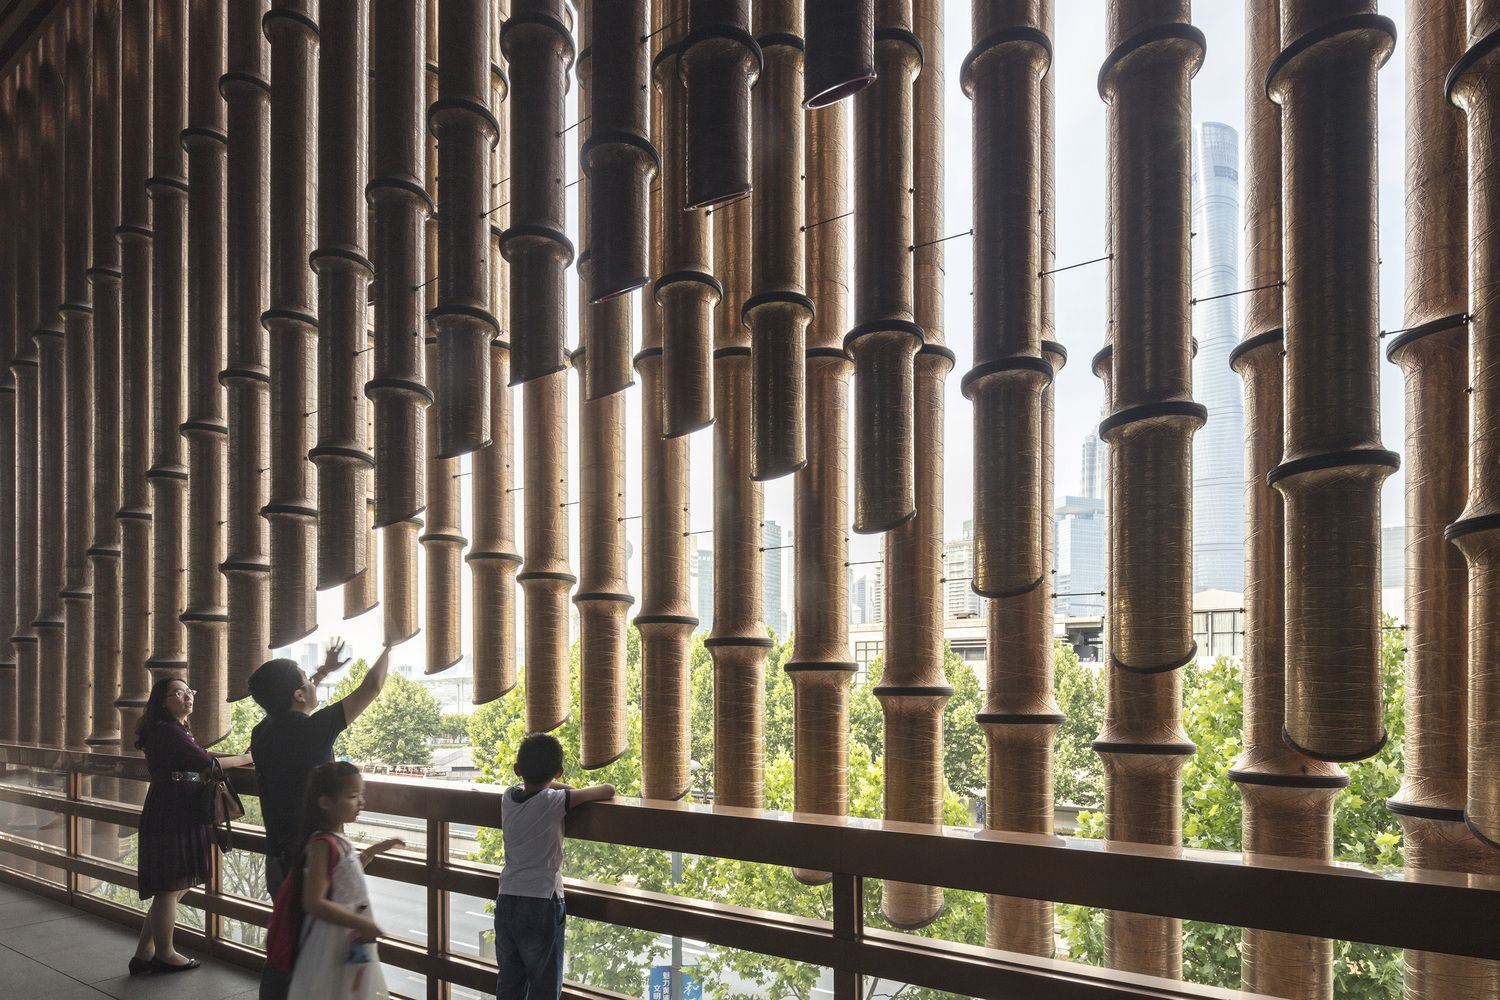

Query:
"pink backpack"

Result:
[[264, 832, 339, 973]]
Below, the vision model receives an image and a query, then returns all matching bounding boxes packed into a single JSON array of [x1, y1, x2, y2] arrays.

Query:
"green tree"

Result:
[[1051, 641, 1104, 808], [437, 713, 471, 742], [330, 660, 443, 766]]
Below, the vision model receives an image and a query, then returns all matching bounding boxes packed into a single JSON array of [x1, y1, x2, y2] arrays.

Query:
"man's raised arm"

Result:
[[338, 645, 392, 723]]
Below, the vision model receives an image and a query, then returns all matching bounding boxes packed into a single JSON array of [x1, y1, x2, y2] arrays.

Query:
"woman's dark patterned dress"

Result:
[[137, 719, 214, 900]]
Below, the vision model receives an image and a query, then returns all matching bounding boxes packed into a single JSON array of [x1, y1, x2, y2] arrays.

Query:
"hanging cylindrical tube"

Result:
[[681, 0, 759, 209], [311, 0, 372, 593], [787, 92, 853, 884], [501, 0, 574, 385], [804, 0, 874, 108], [221, 0, 271, 700], [12, 61, 40, 744], [1268, 2, 1398, 763], [746, 0, 811, 482], [520, 366, 574, 733], [584, 0, 656, 305], [431, 0, 495, 457], [114, 5, 151, 744], [848, 0, 922, 535], [1227, 4, 1346, 996], [36, 25, 68, 746], [1093, 0, 1205, 977], [709, 194, 768, 809], [638, 0, 698, 801], [962, 0, 1051, 599], [0, 75, 18, 744], [262, 0, 319, 648], [344, 321, 378, 620], [1451, 0, 1500, 850], [62, 0, 95, 751], [656, 0, 718, 439], [873, 0, 949, 931]]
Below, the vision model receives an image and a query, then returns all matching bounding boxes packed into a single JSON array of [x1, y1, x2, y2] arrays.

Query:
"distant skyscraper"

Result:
[[1191, 122, 1245, 594], [945, 519, 981, 619], [850, 564, 884, 625], [1055, 496, 1107, 616], [1080, 414, 1106, 500], [696, 544, 714, 635], [763, 521, 787, 638]]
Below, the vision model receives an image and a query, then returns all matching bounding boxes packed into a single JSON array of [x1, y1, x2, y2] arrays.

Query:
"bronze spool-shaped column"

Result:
[[637, 0, 698, 800], [182, 0, 230, 746], [221, 0, 271, 700], [14, 61, 41, 745], [1268, 2, 1398, 763], [1228, 4, 1346, 996], [804, 0, 874, 109], [655, 0, 719, 439], [681, 0, 760, 210], [1451, 0, 1500, 850], [114, 6, 152, 744], [36, 25, 68, 746], [1390, 0, 1500, 993], [848, 0, 922, 536], [312, 0, 372, 591], [431, 0, 496, 457], [262, 0, 320, 648], [520, 364, 574, 733], [709, 194, 768, 809], [584, 0, 656, 307], [874, 0, 949, 931], [787, 93, 853, 884], [0, 75, 18, 743], [746, 0, 811, 482], [344, 336, 379, 622], [62, 0, 95, 751], [86, 1, 123, 749], [962, 0, 1051, 600], [501, 0, 574, 386]]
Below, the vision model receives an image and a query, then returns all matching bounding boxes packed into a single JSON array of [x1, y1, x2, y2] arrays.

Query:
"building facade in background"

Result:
[[1190, 121, 1245, 594], [695, 543, 713, 635], [850, 563, 884, 626], [1080, 414, 1106, 501], [944, 520, 982, 619], [1055, 495, 1107, 617]]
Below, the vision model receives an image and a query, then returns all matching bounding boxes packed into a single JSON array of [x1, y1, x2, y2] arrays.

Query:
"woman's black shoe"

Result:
[[149, 957, 201, 974], [128, 957, 153, 977]]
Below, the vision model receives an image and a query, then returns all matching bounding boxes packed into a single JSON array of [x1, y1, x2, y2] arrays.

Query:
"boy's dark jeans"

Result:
[[494, 893, 566, 1000]]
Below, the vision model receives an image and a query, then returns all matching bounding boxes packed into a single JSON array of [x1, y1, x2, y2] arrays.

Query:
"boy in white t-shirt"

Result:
[[494, 733, 615, 1000]]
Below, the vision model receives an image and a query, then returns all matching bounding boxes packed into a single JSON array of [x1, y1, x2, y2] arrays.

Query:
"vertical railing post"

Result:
[[833, 872, 863, 1000], [65, 767, 80, 900], [428, 816, 450, 1000]]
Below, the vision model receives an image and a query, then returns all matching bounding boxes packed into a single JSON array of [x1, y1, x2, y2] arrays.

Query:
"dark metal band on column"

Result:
[[711, 194, 768, 809], [182, 0, 229, 746], [584, 0, 655, 306], [432, 0, 495, 456], [848, 11, 922, 535], [312, 0, 371, 592], [36, 25, 68, 746], [1267, 7, 1397, 764], [501, 1, 573, 386], [0, 75, 18, 743], [962, 2, 1050, 599], [62, 1, 95, 751], [681, 0, 759, 210], [520, 366, 574, 733], [804, 0, 874, 109], [1450, 6, 1500, 854], [746, 7, 810, 482], [654, 3, 718, 439], [262, 0, 319, 648], [1095, 4, 1205, 978], [85, 1, 123, 748], [787, 92, 853, 884], [1228, 4, 1345, 995], [221, 0, 270, 699], [113, 6, 151, 744], [638, 0, 697, 802]]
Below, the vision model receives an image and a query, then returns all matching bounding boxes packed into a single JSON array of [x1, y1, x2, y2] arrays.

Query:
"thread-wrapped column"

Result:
[[262, 0, 319, 648], [431, 0, 495, 457], [36, 27, 67, 746], [471, 2, 518, 703], [520, 364, 574, 733], [804, 0, 874, 108], [1451, 0, 1500, 850], [848, 0, 922, 535], [12, 65, 38, 744], [1268, 3, 1398, 762], [746, 0, 811, 482], [1093, 1, 1206, 977], [62, 0, 95, 751], [220, 0, 270, 698], [681, 0, 758, 210], [344, 359, 378, 619], [114, 7, 151, 744], [1228, 4, 1346, 996], [0, 76, 17, 744], [787, 93, 853, 883], [962, 0, 1051, 599], [655, 0, 718, 438], [501, 0, 574, 385]]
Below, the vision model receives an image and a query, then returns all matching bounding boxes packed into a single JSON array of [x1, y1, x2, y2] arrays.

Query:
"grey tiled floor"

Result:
[[0, 881, 259, 1000]]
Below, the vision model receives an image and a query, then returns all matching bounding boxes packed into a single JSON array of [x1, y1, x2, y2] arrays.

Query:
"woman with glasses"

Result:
[[128, 676, 253, 976]]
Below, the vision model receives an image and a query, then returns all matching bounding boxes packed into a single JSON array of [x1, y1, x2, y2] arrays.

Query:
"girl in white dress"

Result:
[[287, 761, 404, 1000]]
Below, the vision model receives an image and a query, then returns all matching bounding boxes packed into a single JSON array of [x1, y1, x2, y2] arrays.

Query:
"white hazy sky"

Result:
[[308, 2, 1415, 672]]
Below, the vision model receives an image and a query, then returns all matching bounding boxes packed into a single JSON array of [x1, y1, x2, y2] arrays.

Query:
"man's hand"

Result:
[[312, 637, 350, 685]]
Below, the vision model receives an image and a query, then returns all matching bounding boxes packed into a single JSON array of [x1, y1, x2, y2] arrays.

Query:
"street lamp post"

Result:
[[671, 760, 703, 1000]]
